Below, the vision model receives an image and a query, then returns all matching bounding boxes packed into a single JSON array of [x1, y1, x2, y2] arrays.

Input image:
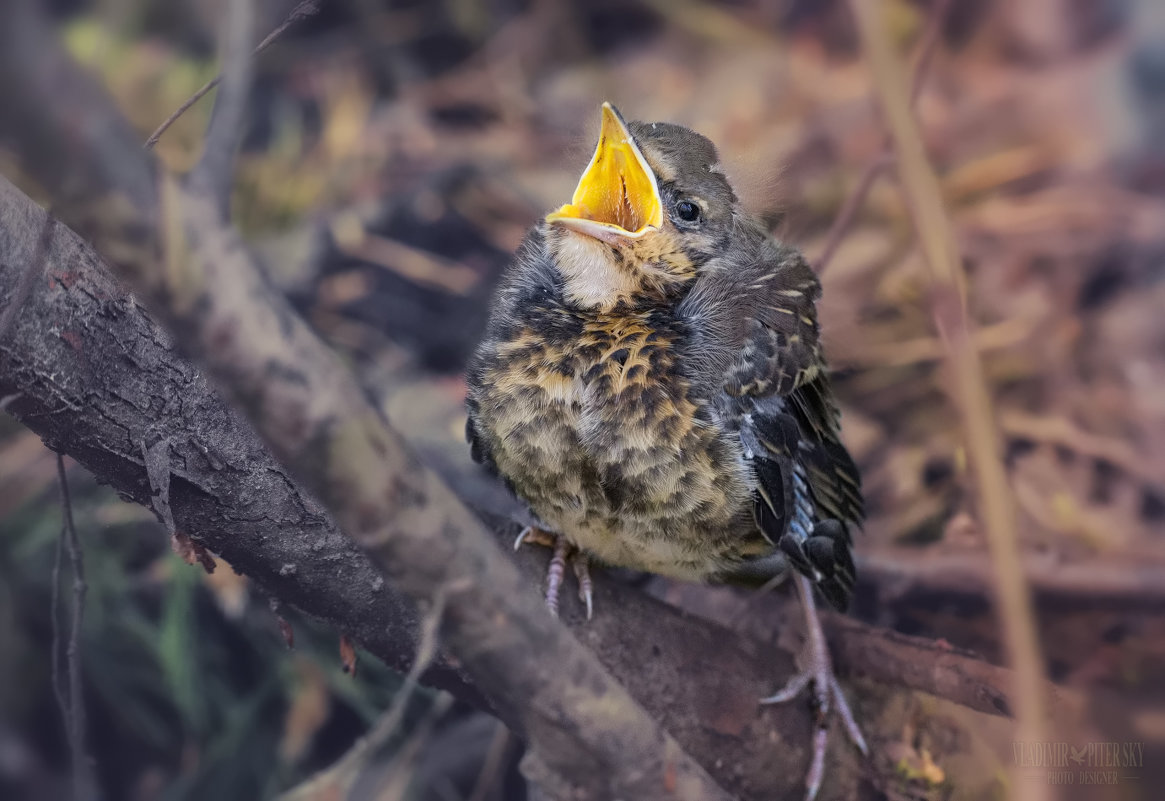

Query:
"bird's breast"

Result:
[[473, 307, 755, 575]]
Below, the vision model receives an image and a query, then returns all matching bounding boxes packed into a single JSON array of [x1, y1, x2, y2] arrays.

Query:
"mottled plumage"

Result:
[[465, 108, 863, 611]]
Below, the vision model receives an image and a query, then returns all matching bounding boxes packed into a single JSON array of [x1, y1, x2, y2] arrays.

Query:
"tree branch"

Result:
[[0, 7, 734, 798], [194, 0, 256, 214], [814, 0, 950, 275], [55, 453, 96, 801], [0, 211, 53, 344]]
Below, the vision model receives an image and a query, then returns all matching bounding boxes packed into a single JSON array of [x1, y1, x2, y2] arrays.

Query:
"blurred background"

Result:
[[1, 0, 1164, 799]]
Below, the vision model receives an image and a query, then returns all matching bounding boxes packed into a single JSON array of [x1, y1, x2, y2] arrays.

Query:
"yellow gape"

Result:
[[546, 103, 663, 240]]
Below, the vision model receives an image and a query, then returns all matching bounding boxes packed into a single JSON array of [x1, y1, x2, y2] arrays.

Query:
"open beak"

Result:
[[545, 103, 663, 243]]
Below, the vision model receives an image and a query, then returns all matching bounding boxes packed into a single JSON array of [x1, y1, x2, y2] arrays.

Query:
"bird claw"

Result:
[[514, 527, 593, 620], [760, 574, 868, 801], [513, 525, 558, 551]]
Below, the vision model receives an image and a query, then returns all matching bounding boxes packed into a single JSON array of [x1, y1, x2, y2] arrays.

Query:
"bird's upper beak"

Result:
[[545, 103, 663, 243]]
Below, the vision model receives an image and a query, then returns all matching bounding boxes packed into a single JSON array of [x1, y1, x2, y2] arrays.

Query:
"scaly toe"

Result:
[[829, 675, 868, 755], [573, 554, 594, 620], [544, 536, 570, 617], [759, 670, 811, 705]]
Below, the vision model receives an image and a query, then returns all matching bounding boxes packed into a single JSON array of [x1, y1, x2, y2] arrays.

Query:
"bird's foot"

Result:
[[761, 574, 868, 801], [513, 527, 593, 620]]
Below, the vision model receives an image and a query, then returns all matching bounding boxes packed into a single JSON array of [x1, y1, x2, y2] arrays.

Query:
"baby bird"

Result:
[[466, 103, 867, 800]]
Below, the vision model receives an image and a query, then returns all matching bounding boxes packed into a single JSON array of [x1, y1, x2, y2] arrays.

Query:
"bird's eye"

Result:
[[675, 200, 701, 222]]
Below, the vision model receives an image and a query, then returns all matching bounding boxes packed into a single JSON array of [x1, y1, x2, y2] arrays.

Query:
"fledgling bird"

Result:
[[466, 103, 867, 800]]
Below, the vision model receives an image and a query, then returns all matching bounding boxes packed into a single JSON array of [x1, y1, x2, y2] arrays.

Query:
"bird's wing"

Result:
[[464, 411, 495, 473], [681, 237, 863, 610]]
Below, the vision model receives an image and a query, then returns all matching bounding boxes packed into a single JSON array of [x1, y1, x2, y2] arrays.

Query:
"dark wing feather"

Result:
[[465, 411, 495, 473], [681, 232, 863, 610]]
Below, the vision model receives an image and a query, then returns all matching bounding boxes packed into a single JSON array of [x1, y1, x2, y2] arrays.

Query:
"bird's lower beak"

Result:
[[546, 103, 663, 243]]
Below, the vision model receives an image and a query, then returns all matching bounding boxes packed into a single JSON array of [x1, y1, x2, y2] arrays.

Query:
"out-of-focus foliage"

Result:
[[0, 440, 442, 801]]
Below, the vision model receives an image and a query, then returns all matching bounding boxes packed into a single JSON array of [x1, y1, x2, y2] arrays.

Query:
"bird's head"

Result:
[[544, 103, 739, 310]]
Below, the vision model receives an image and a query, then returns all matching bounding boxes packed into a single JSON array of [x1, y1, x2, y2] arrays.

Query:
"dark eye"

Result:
[[675, 200, 700, 222]]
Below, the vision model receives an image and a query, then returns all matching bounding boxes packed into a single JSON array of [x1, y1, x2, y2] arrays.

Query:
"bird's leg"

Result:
[[572, 553, 593, 620], [544, 535, 569, 617], [761, 573, 868, 801], [513, 527, 593, 620]]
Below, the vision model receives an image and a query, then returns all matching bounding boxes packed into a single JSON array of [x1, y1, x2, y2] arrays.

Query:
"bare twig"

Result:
[[277, 584, 457, 801], [823, 612, 1083, 723], [860, 549, 1165, 611], [372, 582, 456, 746], [55, 454, 95, 801], [815, 0, 950, 274], [908, 0, 952, 106], [813, 153, 892, 274], [195, 0, 256, 213], [467, 722, 513, 801], [49, 487, 67, 757], [144, 0, 323, 151], [848, 4, 1052, 801], [0, 212, 53, 343]]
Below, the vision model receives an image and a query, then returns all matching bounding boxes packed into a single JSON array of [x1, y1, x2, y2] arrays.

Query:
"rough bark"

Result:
[[0, 177, 451, 693]]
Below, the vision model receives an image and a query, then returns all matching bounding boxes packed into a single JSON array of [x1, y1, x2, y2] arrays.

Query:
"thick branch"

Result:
[[0, 175, 462, 696]]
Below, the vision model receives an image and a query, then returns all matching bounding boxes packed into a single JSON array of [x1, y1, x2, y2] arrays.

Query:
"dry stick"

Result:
[[847, 6, 1052, 801], [813, 153, 892, 275], [277, 585, 458, 801], [815, 0, 951, 275], [56, 454, 95, 801], [143, 0, 322, 150], [467, 722, 514, 801], [0, 213, 54, 343], [196, 0, 256, 213], [49, 490, 67, 758]]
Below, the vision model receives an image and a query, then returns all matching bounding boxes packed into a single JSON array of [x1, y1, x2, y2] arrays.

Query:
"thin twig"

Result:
[[909, 0, 952, 106], [467, 721, 513, 801], [277, 582, 458, 801], [56, 454, 95, 801], [0, 212, 53, 343], [848, 5, 1052, 801], [194, 0, 256, 214], [815, 0, 950, 275], [813, 153, 892, 275], [370, 580, 459, 740], [143, 0, 322, 151], [49, 489, 67, 753]]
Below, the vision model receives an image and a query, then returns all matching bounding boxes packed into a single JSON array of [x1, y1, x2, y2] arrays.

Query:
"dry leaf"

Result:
[[339, 634, 357, 676], [170, 531, 216, 574]]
